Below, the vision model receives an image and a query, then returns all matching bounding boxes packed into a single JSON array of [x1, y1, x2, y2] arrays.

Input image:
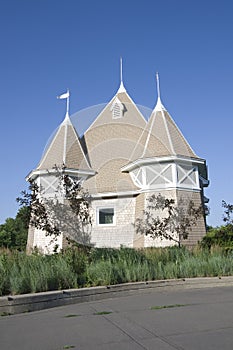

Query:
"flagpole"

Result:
[[57, 90, 70, 118]]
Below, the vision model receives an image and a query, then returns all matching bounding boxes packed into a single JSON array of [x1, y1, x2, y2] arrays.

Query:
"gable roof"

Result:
[[37, 114, 92, 172], [129, 97, 198, 162]]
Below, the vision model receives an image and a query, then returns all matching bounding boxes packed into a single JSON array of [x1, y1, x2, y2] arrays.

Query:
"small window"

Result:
[[98, 208, 115, 225]]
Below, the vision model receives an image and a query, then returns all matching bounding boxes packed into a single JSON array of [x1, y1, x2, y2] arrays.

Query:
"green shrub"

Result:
[[201, 225, 233, 249]]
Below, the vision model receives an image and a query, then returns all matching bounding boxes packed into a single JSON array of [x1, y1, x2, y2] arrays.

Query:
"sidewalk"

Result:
[[1, 280, 233, 350]]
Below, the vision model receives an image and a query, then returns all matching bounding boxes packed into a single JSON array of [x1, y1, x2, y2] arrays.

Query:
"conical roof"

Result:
[[37, 114, 92, 172], [129, 97, 198, 162], [83, 85, 146, 193]]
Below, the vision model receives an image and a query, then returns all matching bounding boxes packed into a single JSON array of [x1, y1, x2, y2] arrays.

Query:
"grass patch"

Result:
[[64, 314, 80, 318], [63, 346, 75, 349], [94, 311, 112, 315], [151, 304, 188, 310]]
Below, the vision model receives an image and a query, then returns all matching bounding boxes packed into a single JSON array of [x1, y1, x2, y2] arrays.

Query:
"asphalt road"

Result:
[[1, 284, 233, 350]]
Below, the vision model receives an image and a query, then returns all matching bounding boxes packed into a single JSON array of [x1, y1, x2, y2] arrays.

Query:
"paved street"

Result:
[[1, 284, 233, 350]]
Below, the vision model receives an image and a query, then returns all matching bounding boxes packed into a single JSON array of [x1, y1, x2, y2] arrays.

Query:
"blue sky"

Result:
[[0, 0, 233, 227]]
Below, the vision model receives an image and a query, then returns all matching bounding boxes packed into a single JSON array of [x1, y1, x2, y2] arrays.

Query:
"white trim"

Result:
[[90, 182, 202, 200], [141, 186, 201, 193], [130, 180, 200, 192], [177, 165, 197, 187], [128, 163, 200, 191], [172, 163, 178, 185], [117, 81, 126, 93], [63, 120, 68, 164], [121, 155, 206, 172], [142, 110, 156, 158], [40, 175, 59, 194], [161, 108, 175, 155], [117, 57, 126, 93], [26, 168, 96, 181], [142, 167, 147, 187], [146, 163, 173, 186]]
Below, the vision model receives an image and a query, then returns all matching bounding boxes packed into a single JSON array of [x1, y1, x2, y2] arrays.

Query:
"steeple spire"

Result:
[[120, 57, 123, 84], [156, 72, 161, 100], [117, 57, 126, 93], [154, 72, 165, 111]]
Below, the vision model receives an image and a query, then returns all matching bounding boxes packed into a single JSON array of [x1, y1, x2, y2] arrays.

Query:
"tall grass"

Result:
[[87, 246, 233, 286], [0, 246, 232, 296], [0, 250, 78, 295]]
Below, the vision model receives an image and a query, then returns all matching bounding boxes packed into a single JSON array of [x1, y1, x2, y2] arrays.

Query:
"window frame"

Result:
[[96, 207, 116, 226]]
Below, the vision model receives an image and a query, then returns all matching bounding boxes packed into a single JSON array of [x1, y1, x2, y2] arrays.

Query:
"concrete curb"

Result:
[[1, 276, 233, 315]]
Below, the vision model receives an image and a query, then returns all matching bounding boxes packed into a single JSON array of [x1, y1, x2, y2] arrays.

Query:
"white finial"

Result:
[[120, 57, 123, 84], [153, 72, 165, 111], [156, 72, 160, 99], [117, 57, 126, 93], [66, 89, 70, 117]]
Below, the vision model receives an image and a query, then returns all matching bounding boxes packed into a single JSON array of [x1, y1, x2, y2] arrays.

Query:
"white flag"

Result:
[[57, 91, 69, 99]]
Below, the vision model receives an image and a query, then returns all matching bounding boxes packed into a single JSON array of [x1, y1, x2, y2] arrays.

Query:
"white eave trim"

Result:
[[90, 185, 201, 200], [121, 155, 206, 172], [26, 168, 96, 181]]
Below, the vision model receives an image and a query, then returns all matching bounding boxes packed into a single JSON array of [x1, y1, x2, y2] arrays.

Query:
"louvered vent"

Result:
[[113, 103, 121, 119], [111, 97, 124, 119]]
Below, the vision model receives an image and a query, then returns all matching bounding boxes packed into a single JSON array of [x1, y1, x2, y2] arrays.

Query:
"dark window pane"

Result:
[[99, 208, 114, 224]]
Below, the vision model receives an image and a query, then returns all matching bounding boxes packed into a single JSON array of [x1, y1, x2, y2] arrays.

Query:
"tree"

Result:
[[135, 194, 203, 247], [17, 167, 93, 248], [201, 200, 233, 249], [0, 218, 15, 249], [0, 206, 30, 250], [222, 200, 233, 225]]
